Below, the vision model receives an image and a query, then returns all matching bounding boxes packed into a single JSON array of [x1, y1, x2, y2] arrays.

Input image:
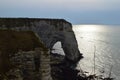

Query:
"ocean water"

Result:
[[73, 25, 120, 80]]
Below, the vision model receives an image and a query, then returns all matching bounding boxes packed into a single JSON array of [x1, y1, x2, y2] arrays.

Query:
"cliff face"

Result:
[[0, 18, 82, 62], [0, 30, 52, 80], [10, 48, 52, 80]]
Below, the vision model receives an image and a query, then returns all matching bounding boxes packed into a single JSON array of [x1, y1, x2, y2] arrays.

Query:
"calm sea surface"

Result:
[[73, 25, 120, 80]]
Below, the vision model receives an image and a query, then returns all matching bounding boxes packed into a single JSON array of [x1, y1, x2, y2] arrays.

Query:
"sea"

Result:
[[52, 25, 120, 80], [73, 25, 120, 80]]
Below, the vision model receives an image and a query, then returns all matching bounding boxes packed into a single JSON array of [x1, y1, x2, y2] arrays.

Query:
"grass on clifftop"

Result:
[[0, 30, 47, 74]]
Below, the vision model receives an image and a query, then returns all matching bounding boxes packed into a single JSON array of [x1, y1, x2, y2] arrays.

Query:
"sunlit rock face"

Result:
[[0, 18, 82, 62]]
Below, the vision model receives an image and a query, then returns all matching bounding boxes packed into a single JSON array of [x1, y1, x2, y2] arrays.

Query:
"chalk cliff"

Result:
[[0, 18, 82, 62]]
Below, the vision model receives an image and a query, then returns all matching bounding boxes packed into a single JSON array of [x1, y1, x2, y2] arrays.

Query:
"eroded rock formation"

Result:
[[0, 30, 52, 80], [10, 48, 52, 80], [0, 18, 82, 62]]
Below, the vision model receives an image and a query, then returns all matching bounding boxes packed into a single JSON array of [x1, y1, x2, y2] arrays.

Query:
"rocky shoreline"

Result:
[[50, 53, 114, 80]]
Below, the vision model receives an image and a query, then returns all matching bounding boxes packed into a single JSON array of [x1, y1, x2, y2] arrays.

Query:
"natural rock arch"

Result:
[[0, 18, 83, 63], [33, 23, 82, 62]]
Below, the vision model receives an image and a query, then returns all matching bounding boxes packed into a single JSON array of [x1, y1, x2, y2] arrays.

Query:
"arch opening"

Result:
[[51, 41, 65, 55]]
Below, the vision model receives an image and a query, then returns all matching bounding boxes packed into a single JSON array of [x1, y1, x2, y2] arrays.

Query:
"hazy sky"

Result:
[[0, 0, 120, 24]]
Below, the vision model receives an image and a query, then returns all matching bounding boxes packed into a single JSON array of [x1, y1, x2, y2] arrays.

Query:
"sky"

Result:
[[0, 0, 120, 24]]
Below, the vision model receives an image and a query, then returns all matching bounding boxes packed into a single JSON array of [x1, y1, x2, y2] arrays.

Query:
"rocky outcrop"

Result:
[[10, 48, 52, 80], [0, 30, 52, 80], [0, 18, 82, 62]]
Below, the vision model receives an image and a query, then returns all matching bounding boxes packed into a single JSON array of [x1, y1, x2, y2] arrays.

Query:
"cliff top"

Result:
[[0, 18, 71, 27]]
